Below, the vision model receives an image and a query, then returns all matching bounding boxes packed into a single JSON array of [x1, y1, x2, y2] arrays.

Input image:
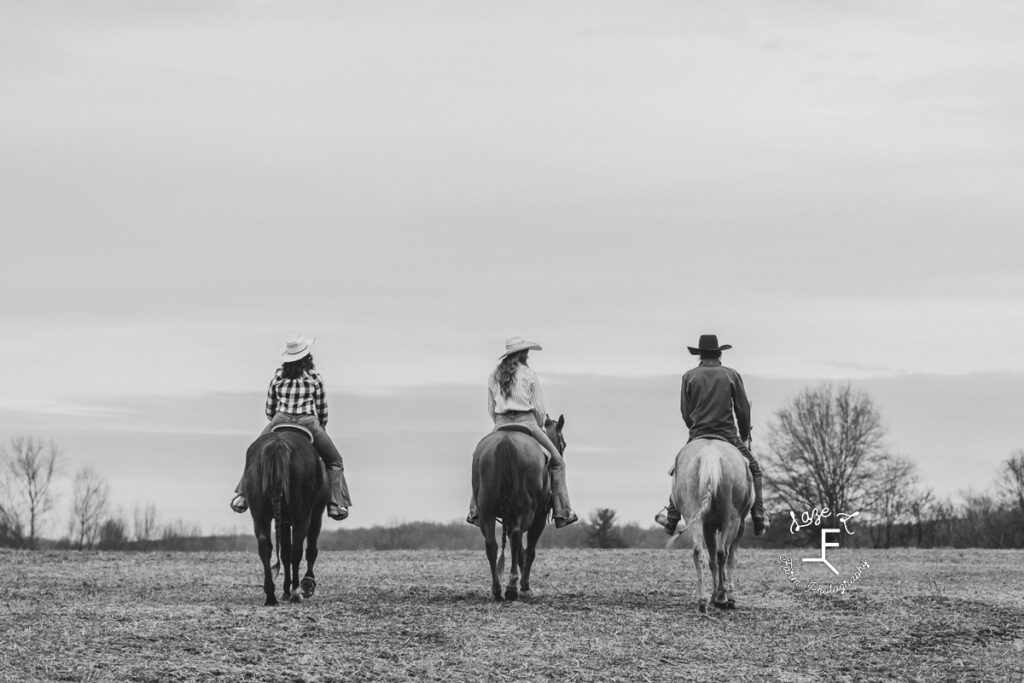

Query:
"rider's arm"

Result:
[[265, 374, 278, 421], [732, 370, 751, 441], [530, 372, 547, 427], [487, 384, 497, 423], [314, 372, 328, 427], [680, 375, 693, 429]]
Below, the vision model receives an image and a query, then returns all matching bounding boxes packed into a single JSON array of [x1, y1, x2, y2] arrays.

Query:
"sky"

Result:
[[1, 1, 1022, 535]]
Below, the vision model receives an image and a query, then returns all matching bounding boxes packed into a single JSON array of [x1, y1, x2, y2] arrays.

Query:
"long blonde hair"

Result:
[[495, 351, 528, 399]]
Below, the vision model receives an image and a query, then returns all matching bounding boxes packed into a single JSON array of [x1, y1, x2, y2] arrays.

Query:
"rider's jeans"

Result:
[[493, 411, 564, 469]]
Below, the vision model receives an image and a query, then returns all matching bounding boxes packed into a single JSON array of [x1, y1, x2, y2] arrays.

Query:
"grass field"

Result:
[[1, 547, 1023, 682]]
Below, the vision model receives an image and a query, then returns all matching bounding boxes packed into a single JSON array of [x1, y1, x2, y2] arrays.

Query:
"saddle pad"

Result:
[[494, 424, 535, 436], [271, 423, 314, 443]]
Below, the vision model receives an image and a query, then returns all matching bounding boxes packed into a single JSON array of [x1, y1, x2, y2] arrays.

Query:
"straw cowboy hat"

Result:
[[687, 334, 732, 355], [500, 336, 542, 359], [281, 334, 316, 363]]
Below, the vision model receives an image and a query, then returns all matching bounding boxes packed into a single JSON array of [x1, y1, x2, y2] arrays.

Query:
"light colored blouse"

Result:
[[488, 363, 546, 423]]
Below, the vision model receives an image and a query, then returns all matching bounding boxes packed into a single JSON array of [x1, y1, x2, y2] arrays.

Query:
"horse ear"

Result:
[[557, 414, 565, 430]]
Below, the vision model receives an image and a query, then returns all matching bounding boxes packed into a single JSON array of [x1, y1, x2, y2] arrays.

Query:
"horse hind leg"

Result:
[[482, 521, 503, 601], [720, 519, 742, 609], [504, 527, 522, 602], [713, 546, 732, 609], [704, 524, 721, 612], [692, 543, 707, 614], [254, 517, 277, 607], [300, 511, 323, 599], [520, 514, 545, 600], [280, 521, 296, 600], [288, 519, 311, 603]]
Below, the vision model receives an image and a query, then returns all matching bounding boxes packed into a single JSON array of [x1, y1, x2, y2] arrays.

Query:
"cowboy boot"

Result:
[[655, 502, 682, 535], [549, 463, 578, 528], [326, 466, 350, 521], [230, 476, 247, 513], [751, 474, 767, 536]]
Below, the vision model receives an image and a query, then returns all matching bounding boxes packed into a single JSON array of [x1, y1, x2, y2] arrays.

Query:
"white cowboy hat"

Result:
[[281, 334, 316, 363], [499, 336, 542, 359]]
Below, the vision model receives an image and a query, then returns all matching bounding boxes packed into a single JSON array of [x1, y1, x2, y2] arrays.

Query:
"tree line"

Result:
[[2, 382, 1023, 550]]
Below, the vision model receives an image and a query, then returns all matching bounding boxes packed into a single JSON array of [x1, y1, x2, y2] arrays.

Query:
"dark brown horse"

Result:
[[472, 414, 565, 601], [669, 438, 753, 613], [242, 426, 328, 606]]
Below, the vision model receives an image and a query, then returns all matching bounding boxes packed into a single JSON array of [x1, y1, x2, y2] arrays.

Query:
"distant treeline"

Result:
[[14, 499, 1024, 552]]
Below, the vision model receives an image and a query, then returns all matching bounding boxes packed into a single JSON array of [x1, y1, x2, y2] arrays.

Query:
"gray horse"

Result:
[[471, 415, 565, 601], [669, 438, 753, 613]]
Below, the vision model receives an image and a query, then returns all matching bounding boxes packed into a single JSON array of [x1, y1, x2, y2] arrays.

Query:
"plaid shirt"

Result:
[[265, 368, 329, 426]]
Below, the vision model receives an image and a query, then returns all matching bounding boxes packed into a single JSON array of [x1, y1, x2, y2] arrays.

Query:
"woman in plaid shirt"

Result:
[[231, 335, 352, 521]]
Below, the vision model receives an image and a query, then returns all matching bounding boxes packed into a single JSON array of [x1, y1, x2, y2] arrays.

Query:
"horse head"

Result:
[[544, 414, 566, 455]]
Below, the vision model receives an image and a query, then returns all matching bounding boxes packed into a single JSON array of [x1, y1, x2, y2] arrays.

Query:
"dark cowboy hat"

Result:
[[687, 334, 732, 355]]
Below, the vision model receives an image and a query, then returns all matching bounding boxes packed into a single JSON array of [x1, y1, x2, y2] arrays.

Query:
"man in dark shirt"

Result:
[[655, 334, 768, 535]]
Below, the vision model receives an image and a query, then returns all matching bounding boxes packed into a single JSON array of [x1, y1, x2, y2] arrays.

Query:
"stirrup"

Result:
[[655, 507, 680, 535], [554, 511, 579, 529]]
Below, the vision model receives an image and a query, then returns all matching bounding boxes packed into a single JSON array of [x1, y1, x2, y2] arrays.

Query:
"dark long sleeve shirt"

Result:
[[680, 359, 751, 441]]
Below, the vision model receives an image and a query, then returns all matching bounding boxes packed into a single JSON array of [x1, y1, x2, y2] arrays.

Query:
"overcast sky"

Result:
[[2, 1, 1022, 531]]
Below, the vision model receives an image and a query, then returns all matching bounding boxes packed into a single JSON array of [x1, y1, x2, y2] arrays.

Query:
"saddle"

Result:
[[271, 423, 314, 443], [494, 423, 535, 437], [493, 424, 549, 462]]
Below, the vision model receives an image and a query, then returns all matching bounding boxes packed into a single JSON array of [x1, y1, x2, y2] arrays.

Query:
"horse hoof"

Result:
[[698, 600, 707, 614], [300, 577, 317, 599], [289, 591, 304, 604], [505, 588, 519, 602], [520, 589, 533, 602], [713, 599, 735, 610], [265, 597, 278, 607]]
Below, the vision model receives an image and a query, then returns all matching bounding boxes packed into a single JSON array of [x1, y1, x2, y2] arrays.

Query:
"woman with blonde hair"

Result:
[[467, 336, 578, 528]]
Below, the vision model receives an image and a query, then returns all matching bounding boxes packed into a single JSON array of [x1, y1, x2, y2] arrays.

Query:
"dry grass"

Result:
[[1, 547, 1023, 682]]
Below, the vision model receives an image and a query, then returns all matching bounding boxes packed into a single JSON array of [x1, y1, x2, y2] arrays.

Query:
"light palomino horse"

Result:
[[669, 437, 753, 613], [471, 415, 565, 601]]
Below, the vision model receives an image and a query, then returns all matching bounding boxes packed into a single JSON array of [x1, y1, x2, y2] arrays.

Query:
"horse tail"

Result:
[[695, 450, 721, 524], [678, 450, 722, 535], [261, 439, 291, 576], [495, 437, 528, 524]]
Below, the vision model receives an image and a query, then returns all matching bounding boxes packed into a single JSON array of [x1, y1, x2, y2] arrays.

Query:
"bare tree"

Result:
[[997, 449, 1024, 516], [907, 487, 936, 547], [133, 502, 159, 545], [763, 383, 889, 518], [69, 467, 110, 550], [863, 454, 918, 548], [1, 437, 62, 548]]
